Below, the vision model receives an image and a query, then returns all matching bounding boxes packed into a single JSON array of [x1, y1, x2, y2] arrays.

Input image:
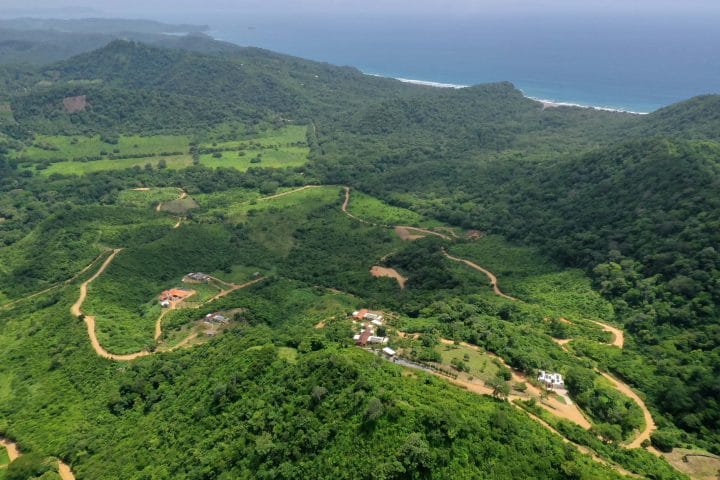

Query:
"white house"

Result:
[[368, 336, 389, 344], [382, 347, 396, 357], [371, 318, 383, 327], [538, 370, 564, 389]]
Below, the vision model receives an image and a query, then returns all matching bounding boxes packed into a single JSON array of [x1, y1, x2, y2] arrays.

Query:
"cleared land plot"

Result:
[[159, 197, 199, 215], [199, 147, 307, 171], [117, 188, 185, 208], [202, 125, 307, 150], [437, 342, 501, 383], [346, 190, 441, 227], [11, 134, 189, 162], [662, 449, 720, 480], [40, 154, 192, 176], [199, 125, 309, 171]]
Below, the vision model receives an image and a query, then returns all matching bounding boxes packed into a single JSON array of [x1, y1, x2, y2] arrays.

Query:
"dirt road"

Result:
[[70, 249, 152, 361], [438, 338, 591, 429], [600, 371, 657, 449], [443, 251, 518, 301], [591, 320, 625, 348], [1, 437, 76, 479], [341, 187, 451, 241], [370, 266, 407, 288], [259, 185, 320, 201]]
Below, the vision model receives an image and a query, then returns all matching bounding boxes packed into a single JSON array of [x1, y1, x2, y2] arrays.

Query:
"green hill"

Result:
[[0, 36, 717, 478]]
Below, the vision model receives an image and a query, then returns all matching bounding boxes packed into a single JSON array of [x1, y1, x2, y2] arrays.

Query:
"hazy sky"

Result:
[[4, 0, 720, 19]]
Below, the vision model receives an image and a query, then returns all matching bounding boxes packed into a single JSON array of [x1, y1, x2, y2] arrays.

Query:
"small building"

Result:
[[352, 309, 369, 320], [538, 370, 564, 389], [160, 288, 194, 302], [160, 300, 171, 308], [368, 336, 389, 345], [365, 313, 383, 322], [382, 347, 396, 357], [205, 313, 229, 324], [370, 318, 383, 327], [185, 272, 210, 283], [355, 330, 372, 346]]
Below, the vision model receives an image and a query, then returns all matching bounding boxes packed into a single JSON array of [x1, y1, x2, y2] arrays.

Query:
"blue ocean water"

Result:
[[202, 13, 719, 113]]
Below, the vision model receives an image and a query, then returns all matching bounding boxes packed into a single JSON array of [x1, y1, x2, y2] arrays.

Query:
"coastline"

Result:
[[370, 73, 649, 115]]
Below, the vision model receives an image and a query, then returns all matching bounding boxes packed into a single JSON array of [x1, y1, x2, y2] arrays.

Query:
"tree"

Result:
[[488, 378, 510, 400], [6, 453, 51, 480]]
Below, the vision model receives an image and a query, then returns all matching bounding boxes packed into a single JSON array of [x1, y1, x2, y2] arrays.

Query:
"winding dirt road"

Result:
[[600, 371, 657, 450], [590, 319, 625, 348], [341, 187, 451, 240], [70, 249, 153, 361], [443, 250, 518, 301], [0, 437, 75, 479], [72, 249, 265, 360]]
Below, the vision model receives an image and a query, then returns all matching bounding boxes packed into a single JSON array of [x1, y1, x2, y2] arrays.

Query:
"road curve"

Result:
[[341, 186, 450, 240], [70, 249, 153, 361], [1, 437, 75, 479], [443, 250, 518, 301], [600, 371, 657, 449]]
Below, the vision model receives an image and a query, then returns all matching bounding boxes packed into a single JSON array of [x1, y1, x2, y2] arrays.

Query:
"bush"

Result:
[[6, 453, 51, 480], [650, 430, 679, 453]]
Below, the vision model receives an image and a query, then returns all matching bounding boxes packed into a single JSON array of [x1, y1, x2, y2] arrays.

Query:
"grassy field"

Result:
[[346, 190, 443, 227], [199, 125, 309, 171], [201, 125, 307, 150], [450, 236, 614, 321], [438, 342, 501, 383], [199, 147, 307, 171], [11, 134, 189, 162], [277, 346, 298, 363], [117, 188, 184, 209], [196, 185, 339, 226], [0, 448, 8, 465], [39, 154, 193, 176]]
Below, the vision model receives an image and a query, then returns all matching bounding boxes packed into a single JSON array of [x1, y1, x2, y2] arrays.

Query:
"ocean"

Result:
[[200, 13, 720, 113]]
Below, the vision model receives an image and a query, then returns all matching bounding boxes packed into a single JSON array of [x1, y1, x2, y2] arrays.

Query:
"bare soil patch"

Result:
[[62, 95, 88, 113], [662, 449, 720, 480], [394, 226, 425, 240], [370, 266, 407, 288]]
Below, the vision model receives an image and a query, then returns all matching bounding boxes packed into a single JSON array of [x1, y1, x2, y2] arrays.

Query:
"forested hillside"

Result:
[[0, 39, 718, 479]]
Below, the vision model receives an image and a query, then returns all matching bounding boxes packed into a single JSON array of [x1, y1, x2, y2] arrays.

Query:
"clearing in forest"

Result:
[[199, 125, 310, 171]]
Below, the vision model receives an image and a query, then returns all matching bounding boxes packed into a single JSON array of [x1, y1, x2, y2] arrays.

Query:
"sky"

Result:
[[3, 0, 720, 20]]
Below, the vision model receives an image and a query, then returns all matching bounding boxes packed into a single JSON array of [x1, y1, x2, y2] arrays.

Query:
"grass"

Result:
[[199, 147, 307, 171], [11, 134, 189, 162], [117, 188, 184, 208], [38, 155, 192, 176], [277, 347, 298, 363], [199, 125, 309, 171], [201, 125, 307, 150], [346, 190, 442, 227], [0, 448, 8, 465], [437, 343, 501, 383]]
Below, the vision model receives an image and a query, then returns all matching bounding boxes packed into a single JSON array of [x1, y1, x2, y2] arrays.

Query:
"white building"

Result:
[[368, 336, 389, 344], [538, 370, 564, 389], [382, 347, 396, 357]]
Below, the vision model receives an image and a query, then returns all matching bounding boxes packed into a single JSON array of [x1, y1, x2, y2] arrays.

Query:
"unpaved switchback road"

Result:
[[443, 250, 518, 301], [1, 438, 75, 479], [70, 248, 152, 361], [341, 186, 451, 239], [600, 371, 657, 450]]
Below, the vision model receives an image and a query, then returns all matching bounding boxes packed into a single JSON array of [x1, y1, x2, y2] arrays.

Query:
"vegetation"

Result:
[[0, 34, 717, 478]]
